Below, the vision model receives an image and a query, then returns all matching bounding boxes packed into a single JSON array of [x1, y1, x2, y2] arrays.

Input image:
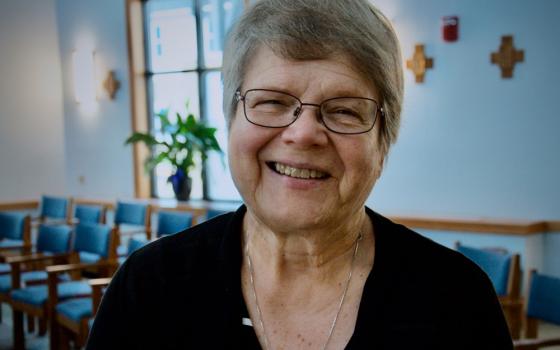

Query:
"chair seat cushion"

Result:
[[11, 281, 92, 306], [56, 298, 93, 321], [79, 251, 101, 264], [0, 271, 49, 293], [0, 263, 10, 274], [0, 239, 24, 247], [117, 245, 127, 257]]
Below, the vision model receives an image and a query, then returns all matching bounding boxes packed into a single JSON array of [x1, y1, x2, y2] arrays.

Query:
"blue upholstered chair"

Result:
[[114, 201, 152, 256], [156, 211, 192, 237], [73, 204, 106, 224], [0, 224, 72, 325], [0, 212, 31, 250], [55, 237, 145, 349], [514, 271, 560, 349], [204, 208, 229, 222], [9, 223, 117, 350], [456, 242, 522, 338], [35, 195, 72, 225]]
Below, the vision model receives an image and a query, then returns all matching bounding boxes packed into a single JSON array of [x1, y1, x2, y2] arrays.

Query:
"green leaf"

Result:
[[125, 132, 159, 146]]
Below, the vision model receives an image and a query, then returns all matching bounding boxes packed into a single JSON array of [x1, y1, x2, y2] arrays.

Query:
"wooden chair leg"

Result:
[[50, 317, 62, 350], [526, 317, 538, 338], [13, 309, 25, 350], [27, 314, 35, 333], [39, 316, 48, 336], [58, 326, 70, 350]]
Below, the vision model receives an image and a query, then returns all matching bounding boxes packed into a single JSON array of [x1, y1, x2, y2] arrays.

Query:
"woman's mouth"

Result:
[[267, 162, 330, 180]]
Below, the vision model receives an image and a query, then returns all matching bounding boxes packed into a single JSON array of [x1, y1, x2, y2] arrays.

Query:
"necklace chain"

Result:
[[245, 233, 363, 350]]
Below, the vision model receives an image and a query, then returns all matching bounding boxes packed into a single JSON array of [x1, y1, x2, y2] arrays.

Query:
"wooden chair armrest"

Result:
[[0, 243, 33, 252], [6, 252, 70, 265], [0, 246, 34, 262], [89, 277, 112, 287], [89, 278, 112, 316], [514, 337, 560, 349], [46, 260, 118, 276], [46, 261, 117, 317], [118, 229, 146, 237]]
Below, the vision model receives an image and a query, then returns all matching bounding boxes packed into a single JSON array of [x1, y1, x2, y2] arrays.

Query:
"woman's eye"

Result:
[[260, 99, 283, 105], [332, 108, 361, 118]]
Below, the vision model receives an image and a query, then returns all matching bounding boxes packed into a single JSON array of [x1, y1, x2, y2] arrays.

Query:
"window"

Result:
[[144, 0, 244, 201]]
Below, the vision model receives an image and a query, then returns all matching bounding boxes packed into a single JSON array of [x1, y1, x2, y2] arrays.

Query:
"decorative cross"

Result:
[[491, 35, 524, 79], [406, 44, 434, 83], [103, 71, 120, 100]]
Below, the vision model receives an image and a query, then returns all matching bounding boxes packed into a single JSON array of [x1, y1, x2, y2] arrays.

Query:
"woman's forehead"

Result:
[[242, 46, 379, 100]]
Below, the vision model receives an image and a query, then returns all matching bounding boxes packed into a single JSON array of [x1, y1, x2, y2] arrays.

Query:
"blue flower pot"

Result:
[[168, 170, 192, 201]]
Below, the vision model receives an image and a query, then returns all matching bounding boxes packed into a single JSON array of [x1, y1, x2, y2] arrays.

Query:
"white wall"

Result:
[[0, 0, 66, 200], [55, 0, 135, 199], [368, 0, 560, 221]]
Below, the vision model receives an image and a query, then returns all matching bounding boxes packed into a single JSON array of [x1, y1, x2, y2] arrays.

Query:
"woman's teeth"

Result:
[[274, 162, 328, 179]]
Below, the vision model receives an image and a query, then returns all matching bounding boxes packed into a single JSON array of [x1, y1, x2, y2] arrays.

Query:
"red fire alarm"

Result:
[[442, 16, 459, 42]]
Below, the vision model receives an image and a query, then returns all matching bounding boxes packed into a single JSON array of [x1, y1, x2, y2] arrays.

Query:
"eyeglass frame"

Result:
[[235, 88, 384, 135]]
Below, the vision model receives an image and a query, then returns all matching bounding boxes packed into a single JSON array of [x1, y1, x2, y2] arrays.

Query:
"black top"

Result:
[[87, 206, 513, 349]]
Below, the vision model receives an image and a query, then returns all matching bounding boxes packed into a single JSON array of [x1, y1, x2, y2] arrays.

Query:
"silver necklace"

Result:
[[245, 233, 363, 350]]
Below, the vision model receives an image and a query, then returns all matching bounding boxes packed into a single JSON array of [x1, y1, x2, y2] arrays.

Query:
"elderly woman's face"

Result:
[[229, 46, 384, 232]]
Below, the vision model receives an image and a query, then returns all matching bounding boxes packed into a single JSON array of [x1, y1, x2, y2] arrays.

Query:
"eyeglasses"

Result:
[[235, 89, 383, 135]]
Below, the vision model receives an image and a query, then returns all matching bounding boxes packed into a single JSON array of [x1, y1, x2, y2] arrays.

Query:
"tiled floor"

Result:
[[0, 302, 558, 350]]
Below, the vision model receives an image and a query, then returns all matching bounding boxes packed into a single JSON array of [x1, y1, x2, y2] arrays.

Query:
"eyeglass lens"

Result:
[[241, 89, 378, 134]]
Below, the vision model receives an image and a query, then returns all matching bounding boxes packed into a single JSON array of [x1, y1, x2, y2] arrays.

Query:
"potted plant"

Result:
[[125, 106, 222, 201]]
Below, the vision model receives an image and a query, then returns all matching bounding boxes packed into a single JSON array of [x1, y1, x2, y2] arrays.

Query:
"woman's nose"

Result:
[[281, 105, 328, 146]]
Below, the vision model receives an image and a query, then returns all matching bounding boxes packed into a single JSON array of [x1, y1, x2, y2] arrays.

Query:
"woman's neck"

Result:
[[242, 208, 371, 278]]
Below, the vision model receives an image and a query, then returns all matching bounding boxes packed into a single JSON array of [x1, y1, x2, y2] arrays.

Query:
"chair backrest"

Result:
[[157, 211, 192, 237], [40, 195, 71, 222], [127, 237, 148, 255], [527, 271, 560, 326], [36, 224, 73, 254], [203, 209, 228, 222], [114, 202, 149, 226], [74, 204, 105, 224], [73, 223, 116, 263], [0, 212, 30, 242], [455, 243, 518, 297]]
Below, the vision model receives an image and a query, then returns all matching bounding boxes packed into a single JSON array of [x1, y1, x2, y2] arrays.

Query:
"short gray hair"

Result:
[[222, 0, 404, 155]]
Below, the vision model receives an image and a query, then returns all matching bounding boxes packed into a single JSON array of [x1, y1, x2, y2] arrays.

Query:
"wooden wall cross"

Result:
[[103, 71, 121, 100], [491, 35, 524, 78], [406, 44, 434, 83]]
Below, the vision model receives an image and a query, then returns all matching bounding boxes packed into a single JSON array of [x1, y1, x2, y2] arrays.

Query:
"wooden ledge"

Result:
[[0, 201, 39, 211], [2, 199, 558, 235], [390, 216, 548, 236]]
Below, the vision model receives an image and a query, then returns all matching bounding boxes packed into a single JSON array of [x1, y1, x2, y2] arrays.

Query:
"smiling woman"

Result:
[[87, 1, 513, 349]]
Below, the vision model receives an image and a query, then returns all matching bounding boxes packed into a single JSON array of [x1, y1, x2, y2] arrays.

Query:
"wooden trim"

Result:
[[126, 0, 151, 199], [73, 198, 115, 211], [0, 201, 39, 211], [546, 221, 560, 232], [389, 216, 548, 235], [5, 197, 555, 235]]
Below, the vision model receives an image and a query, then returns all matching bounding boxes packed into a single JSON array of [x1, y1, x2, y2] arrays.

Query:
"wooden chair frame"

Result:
[[455, 242, 523, 339], [9, 227, 117, 350], [513, 270, 560, 349], [32, 196, 74, 227], [114, 203, 152, 244], [48, 263, 117, 350], [55, 277, 112, 350]]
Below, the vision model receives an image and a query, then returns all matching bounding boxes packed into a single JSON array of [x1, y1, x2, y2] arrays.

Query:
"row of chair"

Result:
[[456, 243, 560, 348], [0, 197, 216, 350]]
